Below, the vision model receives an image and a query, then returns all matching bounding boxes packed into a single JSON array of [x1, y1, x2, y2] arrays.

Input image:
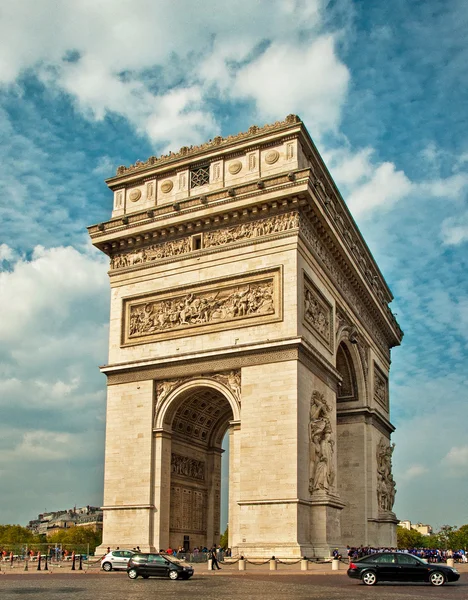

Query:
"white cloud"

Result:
[[441, 211, 468, 245], [0, 0, 342, 148], [442, 446, 468, 473], [346, 161, 412, 216], [0, 243, 16, 262], [400, 464, 429, 481], [234, 36, 350, 134], [0, 245, 107, 340]]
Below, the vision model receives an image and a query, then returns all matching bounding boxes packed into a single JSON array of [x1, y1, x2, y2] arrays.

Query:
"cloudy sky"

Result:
[[1, 0, 467, 532]]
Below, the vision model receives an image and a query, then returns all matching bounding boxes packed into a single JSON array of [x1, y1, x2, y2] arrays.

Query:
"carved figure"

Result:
[[171, 453, 205, 481], [308, 391, 335, 494], [128, 280, 274, 338], [376, 438, 396, 511], [304, 287, 330, 340]]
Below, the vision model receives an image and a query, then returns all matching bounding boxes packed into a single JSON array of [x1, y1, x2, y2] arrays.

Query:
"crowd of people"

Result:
[[346, 546, 468, 563]]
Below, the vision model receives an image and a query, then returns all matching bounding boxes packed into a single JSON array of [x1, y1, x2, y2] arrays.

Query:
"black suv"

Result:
[[127, 553, 194, 580]]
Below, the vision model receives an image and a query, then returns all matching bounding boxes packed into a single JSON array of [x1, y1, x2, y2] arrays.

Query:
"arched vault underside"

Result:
[[157, 383, 235, 550]]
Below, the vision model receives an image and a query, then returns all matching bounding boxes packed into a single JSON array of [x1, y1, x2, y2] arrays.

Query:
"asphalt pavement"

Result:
[[1, 570, 467, 600]]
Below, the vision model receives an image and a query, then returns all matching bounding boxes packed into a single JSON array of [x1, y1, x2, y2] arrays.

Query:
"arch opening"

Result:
[[167, 385, 234, 551], [336, 342, 358, 402]]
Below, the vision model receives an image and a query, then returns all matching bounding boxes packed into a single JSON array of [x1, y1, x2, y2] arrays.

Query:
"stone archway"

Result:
[[153, 379, 239, 551], [335, 339, 368, 545]]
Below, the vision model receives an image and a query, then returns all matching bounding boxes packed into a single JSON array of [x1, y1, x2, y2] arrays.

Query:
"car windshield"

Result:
[[165, 556, 191, 567]]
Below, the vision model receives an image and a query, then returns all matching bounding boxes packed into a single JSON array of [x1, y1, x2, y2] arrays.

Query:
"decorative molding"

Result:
[[146, 181, 155, 201], [115, 114, 300, 176], [171, 453, 205, 481], [303, 273, 333, 351], [155, 369, 241, 414], [123, 268, 280, 346]]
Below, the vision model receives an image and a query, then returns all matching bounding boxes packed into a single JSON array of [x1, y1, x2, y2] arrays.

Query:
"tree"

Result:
[[0, 525, 40, 548], [397, 526, 425, 549], [47, 527, 102, 552], [220, 526, 229, 549]]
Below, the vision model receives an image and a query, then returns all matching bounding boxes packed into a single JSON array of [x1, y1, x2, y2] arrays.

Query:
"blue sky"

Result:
[[1, 0, 467, 532]]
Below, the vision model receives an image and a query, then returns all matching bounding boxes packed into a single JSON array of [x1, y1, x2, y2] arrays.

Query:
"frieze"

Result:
[[303, 274, 333, 350], [299, 215, 390, 357], [123, 268, 281, 345], [373, 363, 388, 410], [110, 211, 299, 271], [204, 212, 299, 248], [111, 237, 191, 269], [171, 453, 205, 481]]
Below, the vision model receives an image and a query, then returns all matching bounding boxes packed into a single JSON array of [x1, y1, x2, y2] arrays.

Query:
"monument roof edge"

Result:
[[298, 128, 396, 304], [105, 114, 303, 185]]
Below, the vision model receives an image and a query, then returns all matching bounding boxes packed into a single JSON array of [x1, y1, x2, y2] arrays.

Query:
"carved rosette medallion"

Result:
[[265, 149, 280, 164], [123, 268, 282, 345], [228, 160, 242, 174], [171, 453, 205, 481], [129, 189, 141, 202], [303, 274, 333, 350], [373, 363, 388, 410], [376, 437, 396, 513], [161, 180, 173, 193]]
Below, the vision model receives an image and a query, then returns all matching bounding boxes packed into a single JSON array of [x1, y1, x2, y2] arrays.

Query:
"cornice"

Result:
[[107, 114, 301, 182], [336, 406, 395, 435], [88, 168, 310, 245]]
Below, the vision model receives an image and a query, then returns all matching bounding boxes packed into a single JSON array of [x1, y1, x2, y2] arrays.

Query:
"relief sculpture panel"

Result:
[[171, 453, 205, 481], [303, 274, 333, 351], [374, 363, 388, 410], [122, 268, 281, 345]]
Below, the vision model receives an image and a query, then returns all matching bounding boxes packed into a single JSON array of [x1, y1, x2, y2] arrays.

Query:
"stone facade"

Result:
[[89, 115, 402, 557]]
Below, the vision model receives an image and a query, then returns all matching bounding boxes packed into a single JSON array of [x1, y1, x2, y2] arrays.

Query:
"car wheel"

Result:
[[102, 562, 112, 572], [127, 568, 138, 579], [430, 571, 446, 586], [168, 570, 179, 580], [361, 570, 377, 586]]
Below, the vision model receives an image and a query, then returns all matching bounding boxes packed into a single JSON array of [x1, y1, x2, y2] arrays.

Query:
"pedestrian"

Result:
[[209, 546, 221, 570]]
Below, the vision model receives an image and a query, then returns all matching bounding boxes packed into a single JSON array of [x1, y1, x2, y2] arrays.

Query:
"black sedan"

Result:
[[347, 552, 460, 586], [127, 553, 194, 580]]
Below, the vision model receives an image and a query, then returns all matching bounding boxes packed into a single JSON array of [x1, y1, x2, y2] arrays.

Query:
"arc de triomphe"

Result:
[[89, 115, 402, 557]]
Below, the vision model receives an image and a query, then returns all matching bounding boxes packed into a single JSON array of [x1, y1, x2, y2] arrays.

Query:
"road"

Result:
[[1, 571, 467, 600]]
